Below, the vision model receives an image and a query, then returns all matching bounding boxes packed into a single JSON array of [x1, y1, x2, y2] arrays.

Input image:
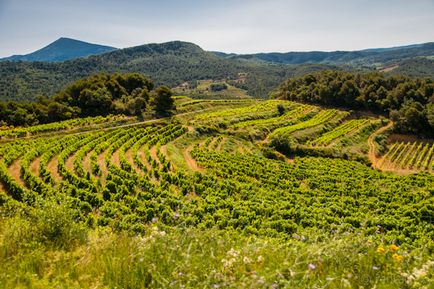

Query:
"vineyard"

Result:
[[378, 141, 434, 173], [1, 98, 433, 288]]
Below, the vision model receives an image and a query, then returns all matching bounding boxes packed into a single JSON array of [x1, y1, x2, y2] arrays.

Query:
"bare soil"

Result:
[[9, 159, 26, 187], [29, 157, 41, 176], [47, 156, 62, 182], [183, 145, 203, 172]]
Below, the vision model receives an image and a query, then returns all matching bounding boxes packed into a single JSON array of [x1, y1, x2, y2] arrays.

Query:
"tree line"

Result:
[[275, 70, 434, 135], [0, 73, 174, 127]]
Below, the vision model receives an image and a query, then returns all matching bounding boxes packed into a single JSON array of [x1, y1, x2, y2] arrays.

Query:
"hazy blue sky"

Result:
[[0, 0, 433, 57]]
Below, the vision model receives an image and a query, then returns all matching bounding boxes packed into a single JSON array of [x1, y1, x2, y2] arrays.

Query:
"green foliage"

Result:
[[276, 70, 434, 135], [0, 73, 172, 127], [0, 99, 433, 288], [154, 85, 174, 114], [209, 82, 228, 92], [0, 41, 340, 102]]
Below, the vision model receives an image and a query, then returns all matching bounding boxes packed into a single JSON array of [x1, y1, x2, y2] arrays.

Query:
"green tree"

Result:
[[155, 86, 174, 115]]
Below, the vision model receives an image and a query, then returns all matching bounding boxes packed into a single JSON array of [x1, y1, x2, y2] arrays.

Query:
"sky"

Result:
[[0, 0, 433, 57]]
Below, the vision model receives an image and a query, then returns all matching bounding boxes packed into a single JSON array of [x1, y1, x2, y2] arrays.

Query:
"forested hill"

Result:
[[215, 42, 434, 66], [0, 41, 340, 102], [275, 70, 434, 136], [0, 37, 117, 62]]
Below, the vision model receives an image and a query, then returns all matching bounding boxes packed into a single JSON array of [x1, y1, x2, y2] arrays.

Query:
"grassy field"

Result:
[[0, 98, 433, 288]]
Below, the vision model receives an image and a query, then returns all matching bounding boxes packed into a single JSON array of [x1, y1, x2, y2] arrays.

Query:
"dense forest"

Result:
[[275, 70, 434, 135], [0, 73, 174, 127]]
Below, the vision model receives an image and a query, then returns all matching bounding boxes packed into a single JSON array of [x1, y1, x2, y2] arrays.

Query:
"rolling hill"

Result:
[[0, 41, 339, 102], [214, 42, 434, 67], [0, 37, 117, 62]]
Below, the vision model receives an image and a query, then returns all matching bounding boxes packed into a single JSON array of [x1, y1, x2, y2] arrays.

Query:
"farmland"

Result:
[[1, 98, 433, 288]]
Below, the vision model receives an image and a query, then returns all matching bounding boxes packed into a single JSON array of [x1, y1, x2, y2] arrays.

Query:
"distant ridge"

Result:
[[0, 37, 117, 62], [213, 42, 434, 66]]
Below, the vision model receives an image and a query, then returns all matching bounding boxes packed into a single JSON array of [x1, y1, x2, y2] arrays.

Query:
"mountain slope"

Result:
[[0, 41, 339, 102], [0, 37, 117, 62], [215, 42, 434, 66]]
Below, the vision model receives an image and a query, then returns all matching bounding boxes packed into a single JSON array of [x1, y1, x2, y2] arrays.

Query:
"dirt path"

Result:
[[47, 156, 62, 182], [111, 149, 120, 167], [9, 159, 26, 187], [183, 145, 203, 172], [368, 121, 394, 169], [97, 150, 108, 185], [29, 157, 41, 177], [65, 154, 75, 173], [83, 151, 92, 175], [125, 148, 142, 175]]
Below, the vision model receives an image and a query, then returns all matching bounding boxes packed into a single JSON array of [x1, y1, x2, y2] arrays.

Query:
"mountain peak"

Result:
[[1, 37, 117, 62]]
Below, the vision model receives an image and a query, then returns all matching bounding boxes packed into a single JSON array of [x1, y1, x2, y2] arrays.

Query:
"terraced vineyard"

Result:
[[379, 141, 434, 173], [1, 98, 434, 288]]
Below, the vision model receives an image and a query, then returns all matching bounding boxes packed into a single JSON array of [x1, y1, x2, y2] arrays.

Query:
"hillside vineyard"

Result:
[[1, 98, 434, 288]]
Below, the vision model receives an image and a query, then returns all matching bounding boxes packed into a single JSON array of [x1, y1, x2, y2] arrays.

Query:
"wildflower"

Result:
[[376, 246, 385, 254], [326, 277, 334, 281], [243, 256, 252, 264], [308, 263, 316, 270], [257, 255, 264, 263], [227, 248, 239, 258], [389, 244, 399, 252], [372, 266, 379, 270], [392, 253, 403, 262]]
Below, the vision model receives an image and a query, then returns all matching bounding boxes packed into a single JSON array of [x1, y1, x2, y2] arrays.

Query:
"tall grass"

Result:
[[1, 211, 433, 288]]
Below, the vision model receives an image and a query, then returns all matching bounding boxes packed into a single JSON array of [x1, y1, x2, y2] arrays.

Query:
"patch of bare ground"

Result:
[[97, 150, 108, 185], [183, 144, 203, 172], [125, 148, 142, 175], [0, 182, 5, 193], [9, 159, 26, 187], [29, 157, 41, 176], [111, 149, 120, 167], [379, 65, 399, 73], [65, 154, 75, 173], [47, 155, 62, 182]]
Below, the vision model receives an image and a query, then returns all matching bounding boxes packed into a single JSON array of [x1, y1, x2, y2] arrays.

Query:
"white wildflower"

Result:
[[243, 256, 252, 264]]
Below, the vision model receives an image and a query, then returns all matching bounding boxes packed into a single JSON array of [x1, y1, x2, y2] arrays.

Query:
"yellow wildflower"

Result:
[[377, 246, 385, 254], [389, 244, 399, 252], [392, 253, 403, 262]]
